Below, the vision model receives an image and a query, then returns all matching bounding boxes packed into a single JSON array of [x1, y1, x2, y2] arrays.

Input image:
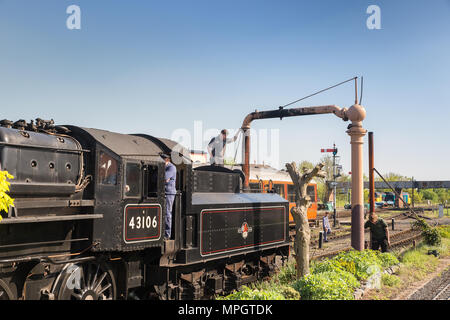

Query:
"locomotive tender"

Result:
[[0, 119, 289, 300]]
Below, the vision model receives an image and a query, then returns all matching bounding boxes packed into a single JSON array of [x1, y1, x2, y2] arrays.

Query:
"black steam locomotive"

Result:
[[0, 119, 289, 300]]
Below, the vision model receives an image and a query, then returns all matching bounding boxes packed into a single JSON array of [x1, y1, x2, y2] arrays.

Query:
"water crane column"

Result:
[[346, 104, 367, 251]]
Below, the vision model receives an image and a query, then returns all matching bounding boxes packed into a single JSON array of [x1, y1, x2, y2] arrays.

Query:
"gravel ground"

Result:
[[408, 267, 450, 300]]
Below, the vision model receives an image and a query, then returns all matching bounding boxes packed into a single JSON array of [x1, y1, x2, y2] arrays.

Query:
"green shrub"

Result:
[[0, 170, 14, 220], [413, 218, 442, 246], [217, 285, 285, 300], [375, 251, 400, 268], [274, 260, 297, 285], [292, 271, 355, 300], [278, 285, 301, 300], [381, 274, 401, 287], [331, 250, 381, 280], [437, 225, 450, 239], [217, 283, 300, 300]]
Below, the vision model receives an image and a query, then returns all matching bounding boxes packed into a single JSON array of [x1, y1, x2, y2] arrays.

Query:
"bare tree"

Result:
[[286, 162, 326, 278]]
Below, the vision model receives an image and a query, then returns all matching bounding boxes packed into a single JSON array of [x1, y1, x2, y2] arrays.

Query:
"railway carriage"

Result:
[[0, 119, 289, 300], [247, 164, 318, 223]]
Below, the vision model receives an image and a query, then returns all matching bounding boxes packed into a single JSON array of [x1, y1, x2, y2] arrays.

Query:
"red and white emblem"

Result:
[[238, 222, 253, 239]]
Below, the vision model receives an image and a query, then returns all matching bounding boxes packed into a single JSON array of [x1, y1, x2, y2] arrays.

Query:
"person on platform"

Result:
[[364, 213, 391, 252], [207, 129, 240, 166], [322, 211, 332, 242], [161, 153, 176, 240]]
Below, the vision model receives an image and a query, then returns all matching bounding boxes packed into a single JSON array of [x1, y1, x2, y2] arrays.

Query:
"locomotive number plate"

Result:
[[123, 204, 161, 243]]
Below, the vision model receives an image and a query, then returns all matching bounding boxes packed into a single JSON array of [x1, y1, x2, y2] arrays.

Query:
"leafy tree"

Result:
[[298, 160, 314, 172], [0, 171, 14, 220], [421, 190, 438, 202]]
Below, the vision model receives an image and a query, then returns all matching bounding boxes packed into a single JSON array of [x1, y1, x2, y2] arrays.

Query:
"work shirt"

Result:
[[207, 134, 237, 165], [364, 218, 388, 241], [323, 215, 331, 230], [165, 162, 177, 195]]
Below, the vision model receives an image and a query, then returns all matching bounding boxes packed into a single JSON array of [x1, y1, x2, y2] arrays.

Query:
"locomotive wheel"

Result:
[[0, 279, 15, 300], [53, 261, 116, 300]]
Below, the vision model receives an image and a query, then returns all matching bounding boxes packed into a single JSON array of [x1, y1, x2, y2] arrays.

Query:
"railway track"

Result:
[[310, 229, 422, 261], [433, 282, 450, 300], [289, 213, 417, 245]]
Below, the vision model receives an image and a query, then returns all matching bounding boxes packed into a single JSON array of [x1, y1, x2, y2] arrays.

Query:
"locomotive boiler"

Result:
[[0, 119, 289, 300]]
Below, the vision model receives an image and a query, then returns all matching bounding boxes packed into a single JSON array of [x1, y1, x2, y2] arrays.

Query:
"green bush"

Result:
[[381, 274, 401, 287], [217, 283, 300, 300], [0, 170, 14, 220], [437, 225, 450, 239], [375, 251, 400, 269], [273, 260, 297, 285], [331, 250, 382, 280], [217, 285, 285, 300], [292, 271, 355, 300], [412, 218, 442, 246]]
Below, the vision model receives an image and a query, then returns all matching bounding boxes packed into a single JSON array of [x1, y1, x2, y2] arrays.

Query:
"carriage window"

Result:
[[307, 185, 316, 202], [98, 152, 118, 185], [274, 184, 285, 198], [125, 163, 141, 197], [249, 183, 260, 193], [287, 184, 296, 203]]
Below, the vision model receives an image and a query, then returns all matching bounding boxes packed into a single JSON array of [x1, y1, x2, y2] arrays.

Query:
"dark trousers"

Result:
[[165, 194, 175, 239], [371, 238, 389, 252]]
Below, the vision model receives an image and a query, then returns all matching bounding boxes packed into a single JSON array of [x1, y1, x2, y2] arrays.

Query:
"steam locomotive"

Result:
[[0, 119, 290, 300]]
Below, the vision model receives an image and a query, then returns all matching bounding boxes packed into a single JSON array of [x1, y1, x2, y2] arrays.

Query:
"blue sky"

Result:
[[0, 0, 449, 180]]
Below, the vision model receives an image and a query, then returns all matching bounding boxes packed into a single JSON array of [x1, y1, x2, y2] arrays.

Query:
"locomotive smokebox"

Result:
[[0, 126, 83, 197]]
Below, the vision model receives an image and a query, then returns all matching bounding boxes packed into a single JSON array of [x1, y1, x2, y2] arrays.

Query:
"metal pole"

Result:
[[346, 104, 367, 251], [369, 132, 375, 215], [333, 143, 337, 227], [318, 231, 323, 249]]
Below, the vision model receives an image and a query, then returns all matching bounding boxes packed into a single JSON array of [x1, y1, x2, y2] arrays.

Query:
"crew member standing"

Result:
[[207, 129, 240, 166], [364, 214, 391, 252], [322, 211, 331, 242], [161, 153, 176, 240]]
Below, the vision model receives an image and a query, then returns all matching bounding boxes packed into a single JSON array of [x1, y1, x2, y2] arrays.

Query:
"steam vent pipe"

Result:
[[240, 103, 367, 251]]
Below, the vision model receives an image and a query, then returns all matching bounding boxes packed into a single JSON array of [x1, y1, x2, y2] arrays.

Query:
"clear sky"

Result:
[[0, 0, 449, 180]]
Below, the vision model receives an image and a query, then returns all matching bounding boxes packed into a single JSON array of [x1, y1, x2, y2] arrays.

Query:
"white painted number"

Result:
[[129, 215, 157, 230]]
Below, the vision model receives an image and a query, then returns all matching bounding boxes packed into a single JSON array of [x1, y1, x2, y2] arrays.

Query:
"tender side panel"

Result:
[[200, 206, 286, 257]]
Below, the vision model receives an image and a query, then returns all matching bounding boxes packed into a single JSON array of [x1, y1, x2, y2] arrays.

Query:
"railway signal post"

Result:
[[321, 145, 340, 227]]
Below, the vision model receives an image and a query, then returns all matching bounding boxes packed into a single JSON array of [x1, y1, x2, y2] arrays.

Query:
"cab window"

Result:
[[98, 151, 118, 185], [125, 163, 141, 197]]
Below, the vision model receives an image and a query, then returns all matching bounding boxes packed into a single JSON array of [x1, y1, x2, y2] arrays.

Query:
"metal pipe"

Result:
[[369, 132, 375, 214], [241, 105, 348, 189]]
